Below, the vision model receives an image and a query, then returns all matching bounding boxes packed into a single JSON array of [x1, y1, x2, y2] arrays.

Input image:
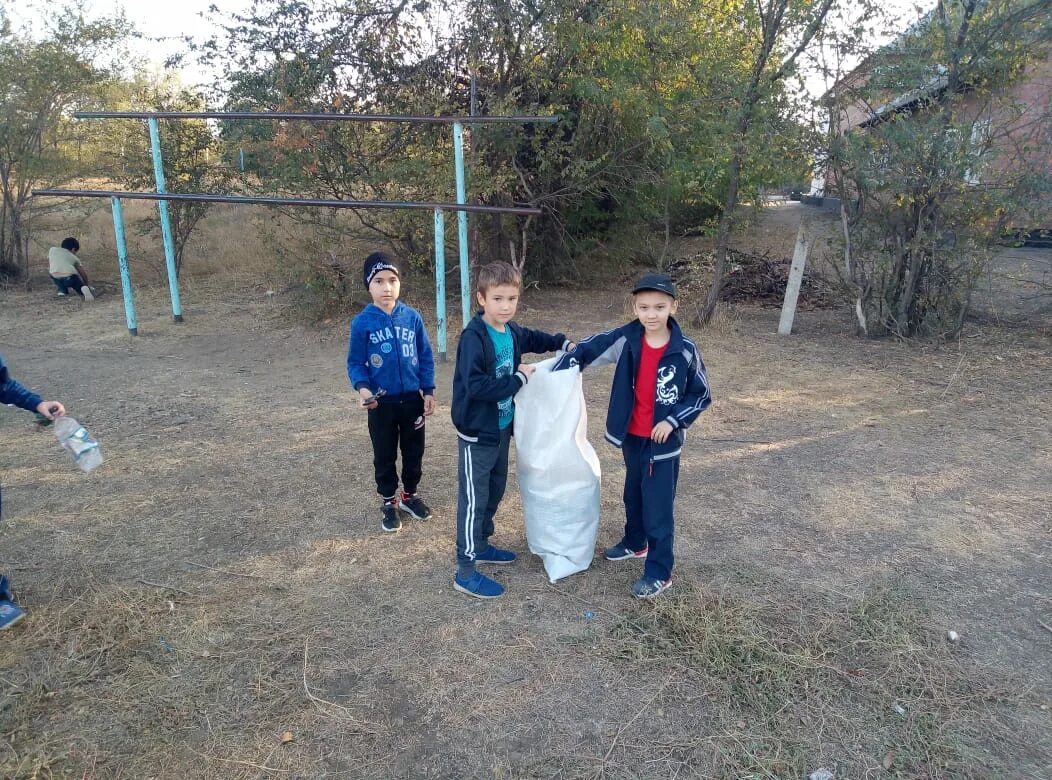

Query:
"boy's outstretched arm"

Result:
[[664, 344, 711, 430], [0, 356, 43, 412], [516, 325, 570, 356], [0, 357, 65, 418], [459, 332, 531, 402], [552, 326, 626, 371]]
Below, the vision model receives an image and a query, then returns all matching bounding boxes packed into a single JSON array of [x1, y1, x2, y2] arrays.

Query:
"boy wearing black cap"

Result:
[[348, 251, 437, 533], [554, 273, 711, 598]]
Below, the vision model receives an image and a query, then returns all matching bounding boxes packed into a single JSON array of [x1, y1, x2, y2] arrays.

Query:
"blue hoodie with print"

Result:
[[347, 302, 436, 401]]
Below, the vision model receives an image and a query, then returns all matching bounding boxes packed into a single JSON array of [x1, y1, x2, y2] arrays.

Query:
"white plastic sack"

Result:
[[514, 356, 601, 582]]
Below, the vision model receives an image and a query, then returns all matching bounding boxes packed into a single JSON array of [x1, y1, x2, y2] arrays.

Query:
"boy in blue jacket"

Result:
[[347, 251, 437, 533], [1, 354, 66, 629], [451, 261, 573, 599], [555, 273, 710, 598]]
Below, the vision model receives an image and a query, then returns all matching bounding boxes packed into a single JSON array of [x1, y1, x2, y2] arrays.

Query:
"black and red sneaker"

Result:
[[399, 492, 432, 520]]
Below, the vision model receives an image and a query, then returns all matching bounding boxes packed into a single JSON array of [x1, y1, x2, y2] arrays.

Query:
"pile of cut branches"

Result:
[[670, 249, 840, 309]]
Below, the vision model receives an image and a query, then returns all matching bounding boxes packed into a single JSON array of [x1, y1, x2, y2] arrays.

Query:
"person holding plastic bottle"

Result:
[[0, 354, 66, 630]]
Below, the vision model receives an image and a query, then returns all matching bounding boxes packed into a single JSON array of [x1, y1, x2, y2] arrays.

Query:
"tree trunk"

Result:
[[0, 167, 14, 269], [658, 174, 671, 270], [697, 141, 744, 324], [694, 0, 836, 325], [9, 202, 24, 278], [0, 199, 8, 269], [839, 198, 868, 335]]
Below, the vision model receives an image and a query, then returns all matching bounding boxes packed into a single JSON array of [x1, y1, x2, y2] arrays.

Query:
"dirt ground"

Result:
[[1, 228, 1051, 777]]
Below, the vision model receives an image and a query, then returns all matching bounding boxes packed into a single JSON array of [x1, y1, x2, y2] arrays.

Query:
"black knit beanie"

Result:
[[363, 251, 401, 287]]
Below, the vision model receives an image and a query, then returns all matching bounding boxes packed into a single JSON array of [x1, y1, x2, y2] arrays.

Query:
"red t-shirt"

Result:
[[628, 337, 667, 437]]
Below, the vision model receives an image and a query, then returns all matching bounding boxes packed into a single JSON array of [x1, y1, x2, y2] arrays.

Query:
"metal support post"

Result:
[[110, 197, 138, 336], [453, 121, 471, 327], [434, 209, 447, 361], [148, 118, 184, 322]]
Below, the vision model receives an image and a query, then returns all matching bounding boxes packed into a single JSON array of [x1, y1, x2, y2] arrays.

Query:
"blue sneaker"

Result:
[[474, 545, 517, 564], [0, 575, 12, 601], [0, 599, 26, 630], [604, 542, 648, 561], [632, 575, 672, 599], [453, 570, 505, 599]]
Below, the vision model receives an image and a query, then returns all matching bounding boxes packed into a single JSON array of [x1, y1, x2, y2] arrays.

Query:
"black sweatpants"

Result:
[[367, 393, 426, 499]]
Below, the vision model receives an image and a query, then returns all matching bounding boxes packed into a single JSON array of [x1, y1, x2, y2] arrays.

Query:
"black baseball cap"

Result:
[[632, 272, 677, 298]]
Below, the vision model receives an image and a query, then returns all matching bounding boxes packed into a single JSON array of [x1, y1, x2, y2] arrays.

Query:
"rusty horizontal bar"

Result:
[[74, 111, 559, 124], [31, 189, 543, 216]]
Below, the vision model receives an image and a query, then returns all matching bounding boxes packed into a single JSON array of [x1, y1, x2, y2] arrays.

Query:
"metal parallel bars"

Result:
[[32, 189, 541, 216], [45, 111, 557, 340], [76, 111, 557, 124]]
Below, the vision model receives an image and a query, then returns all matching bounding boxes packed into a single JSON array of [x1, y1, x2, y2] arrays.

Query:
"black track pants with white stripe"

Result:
[[456, 427, 511, 566]]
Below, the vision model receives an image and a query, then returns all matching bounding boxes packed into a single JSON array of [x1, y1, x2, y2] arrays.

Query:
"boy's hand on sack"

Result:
[[518, 364, 536, 378], [423, 394, 436, 416], [651, 420, 674, 444]]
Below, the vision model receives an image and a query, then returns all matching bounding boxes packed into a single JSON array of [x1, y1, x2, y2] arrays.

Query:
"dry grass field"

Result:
[[1, 203, 1050, 778]]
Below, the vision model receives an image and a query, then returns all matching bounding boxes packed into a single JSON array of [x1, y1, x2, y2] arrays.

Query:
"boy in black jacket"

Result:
[[451, 261, 573, 599], [555, 273, 710, 598]]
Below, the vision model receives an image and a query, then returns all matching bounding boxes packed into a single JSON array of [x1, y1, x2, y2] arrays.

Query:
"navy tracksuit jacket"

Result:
[[451, 314, 568, 566], [554, 318, 711, 581]]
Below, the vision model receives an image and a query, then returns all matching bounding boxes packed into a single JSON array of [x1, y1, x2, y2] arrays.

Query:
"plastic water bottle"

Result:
[[54, 416, 103, 472]]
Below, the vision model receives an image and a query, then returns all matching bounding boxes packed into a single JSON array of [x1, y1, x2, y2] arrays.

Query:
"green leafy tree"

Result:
[[203, 0, 446, 266], [456, 0, 754, 270], [0, 3, 130, 279], [696, 0, 842, 323], [198, 0, 827, 294], [828, 0, 1052, 337]]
